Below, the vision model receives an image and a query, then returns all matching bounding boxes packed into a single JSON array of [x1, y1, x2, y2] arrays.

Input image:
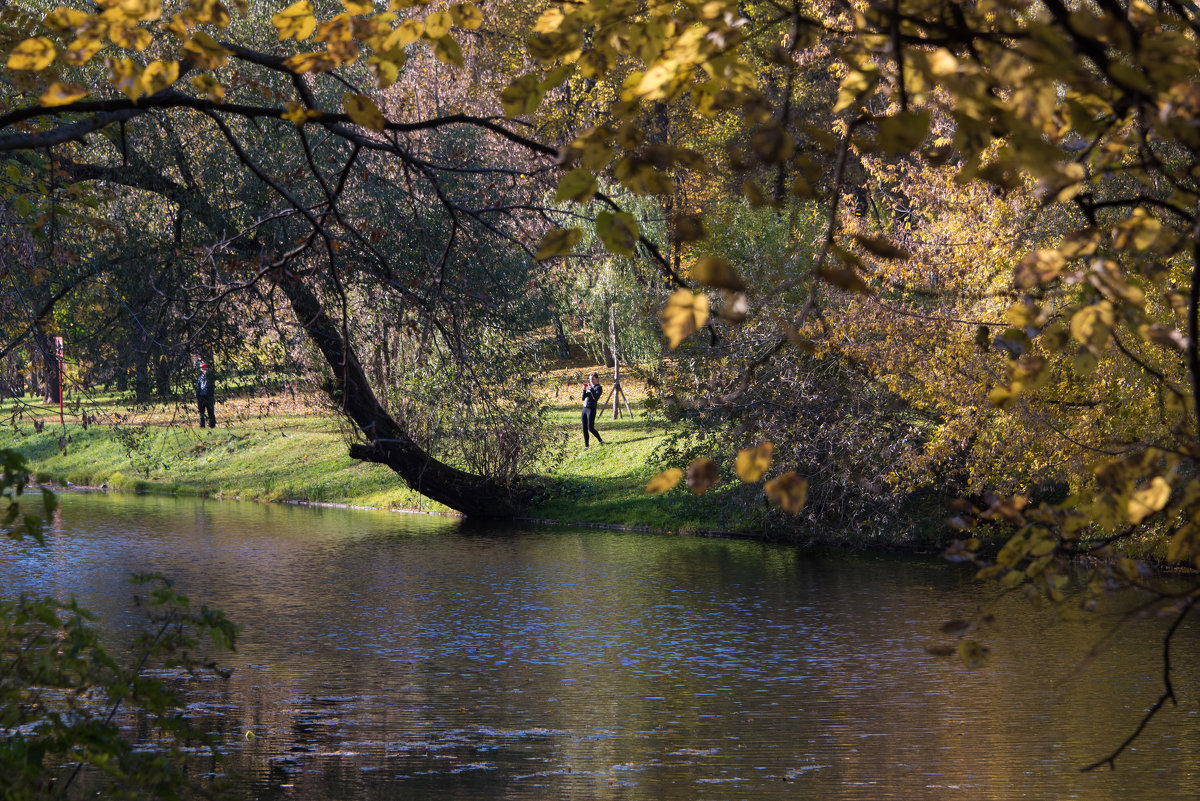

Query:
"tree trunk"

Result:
[[553, 314, 571, 359], [277, 273, 532, 518], [154, 353, 173, 399], [32, 328, 60, 405]]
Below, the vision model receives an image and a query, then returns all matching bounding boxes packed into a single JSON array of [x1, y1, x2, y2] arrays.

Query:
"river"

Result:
[[1, 492, 1197, 800]]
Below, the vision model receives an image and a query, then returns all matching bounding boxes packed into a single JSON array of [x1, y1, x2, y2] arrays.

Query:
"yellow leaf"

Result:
[[64, 34, 105, 66], [501, 74, 543, 116], [40, 82, 88, 107], [660, 289, 709, 349], [834, 67, 877, 113], [282, 100, 323, 125], [1015, 249, 1066, 288], [343, 0, 375, 12], [111, 25, 153, 51], [686, 458, 719, 495], [284, 51, 338, 73], [957, 639, 989, 669], [735, 442, 773, 482], [1070, 302, 1114, 348], [533, 8, 564, 33], [190, 73, 225, 101], [637, 60, 681, 100], [383, 20, 424, 49], [692, 256, 744, 291], [424, 10, 452, 38], [987, 384, 1021, 410], [450, 3, 482, 30], [369, 53, 404, 88], [645, 468, 683, 494], [7, 37, 56, 71], [539, 64, 574, 92], [1128, 476, 1171, 524], [138, 59, 179, 96], [595, 210, 639, 257], [578, 49, 608, 79], [555, 169, 598, 203], [343, 92, 384, 130], [433, 35, 463, 67], [764, 472, 808, 514], [181, 31, 231, 69], [106, 57, 144, 101], [186, 0, 227, 26], [44, 8, 90, 33], [272, 0, 317, 41], [926, 48, 958, 77], [534, 228, 583, 261]]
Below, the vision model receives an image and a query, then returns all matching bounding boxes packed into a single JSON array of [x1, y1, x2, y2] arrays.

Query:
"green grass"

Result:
[[3, 398, 446, 513], [528, 399, 761, 533], [3, 389, 763, 532]]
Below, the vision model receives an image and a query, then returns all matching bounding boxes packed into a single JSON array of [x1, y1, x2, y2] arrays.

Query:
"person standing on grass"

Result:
[[581, 371, 604, 448], [195, 361, 216, 428]]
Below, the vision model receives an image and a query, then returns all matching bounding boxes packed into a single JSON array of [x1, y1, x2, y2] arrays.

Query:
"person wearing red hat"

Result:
[[195, 361, 216, 428]]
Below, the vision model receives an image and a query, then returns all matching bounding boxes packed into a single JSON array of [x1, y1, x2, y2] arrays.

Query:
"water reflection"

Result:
[[0, 493, 1197, 800]]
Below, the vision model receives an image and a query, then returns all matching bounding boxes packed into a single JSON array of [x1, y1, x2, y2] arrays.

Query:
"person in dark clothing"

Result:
[[195, 362, 216, 428], [581, 371, 604, 448]]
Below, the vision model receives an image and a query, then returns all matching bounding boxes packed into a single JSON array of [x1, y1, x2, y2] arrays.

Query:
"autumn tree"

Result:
[[0, 0, 583, 515]]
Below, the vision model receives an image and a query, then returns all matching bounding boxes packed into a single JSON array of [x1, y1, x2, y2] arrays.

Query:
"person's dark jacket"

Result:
[[195, 371, 215, 400], [582, 383, 602, 409]]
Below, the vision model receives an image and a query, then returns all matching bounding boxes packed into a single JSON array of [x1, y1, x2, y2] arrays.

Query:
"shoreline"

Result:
[[35, 480, 938, 553]]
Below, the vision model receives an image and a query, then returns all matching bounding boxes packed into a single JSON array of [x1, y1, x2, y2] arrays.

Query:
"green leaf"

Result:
[[594, 210, 639, 256], [535, 227, 583, 261], [343, 93, 384, 130], [555, 168, 598, 203]]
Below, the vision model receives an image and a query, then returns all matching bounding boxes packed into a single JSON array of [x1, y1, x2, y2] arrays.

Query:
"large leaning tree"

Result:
[[0, 0, 614, 516]]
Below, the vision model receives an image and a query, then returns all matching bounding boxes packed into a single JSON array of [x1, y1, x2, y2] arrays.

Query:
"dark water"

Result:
[[1, 493, 1198, 800]]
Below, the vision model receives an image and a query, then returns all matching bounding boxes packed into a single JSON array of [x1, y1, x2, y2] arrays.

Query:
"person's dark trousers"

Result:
[[582, 407, 602, 447], [198, 397, 216, 428]]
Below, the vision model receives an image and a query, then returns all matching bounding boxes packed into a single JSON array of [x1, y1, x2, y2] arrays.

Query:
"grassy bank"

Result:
[[2, 379, 762, 535]]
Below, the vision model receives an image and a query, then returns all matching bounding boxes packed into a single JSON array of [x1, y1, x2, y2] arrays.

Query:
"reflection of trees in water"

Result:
[[15, 495, 1200, 798]]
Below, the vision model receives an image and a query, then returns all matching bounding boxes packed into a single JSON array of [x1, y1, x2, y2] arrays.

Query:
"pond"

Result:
[[1, 492, 1197, 800]]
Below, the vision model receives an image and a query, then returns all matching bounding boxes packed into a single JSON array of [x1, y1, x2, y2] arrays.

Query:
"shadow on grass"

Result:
[[530, 473, 765, 533]]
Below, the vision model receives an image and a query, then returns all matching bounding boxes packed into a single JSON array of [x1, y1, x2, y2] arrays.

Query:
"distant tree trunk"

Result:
[[553, 314, 571, 359], [32, 328, 60, 405], [277, 273, 533, 518], [154, 353, 173, 399]]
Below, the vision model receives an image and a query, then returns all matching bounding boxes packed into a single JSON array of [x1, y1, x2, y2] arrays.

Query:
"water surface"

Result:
[[1, 493, 1196, 800]]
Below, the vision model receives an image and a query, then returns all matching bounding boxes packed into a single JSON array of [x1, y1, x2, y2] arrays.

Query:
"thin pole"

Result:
[[55, 336, 64, 426], [610, 303, 621, 419]]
